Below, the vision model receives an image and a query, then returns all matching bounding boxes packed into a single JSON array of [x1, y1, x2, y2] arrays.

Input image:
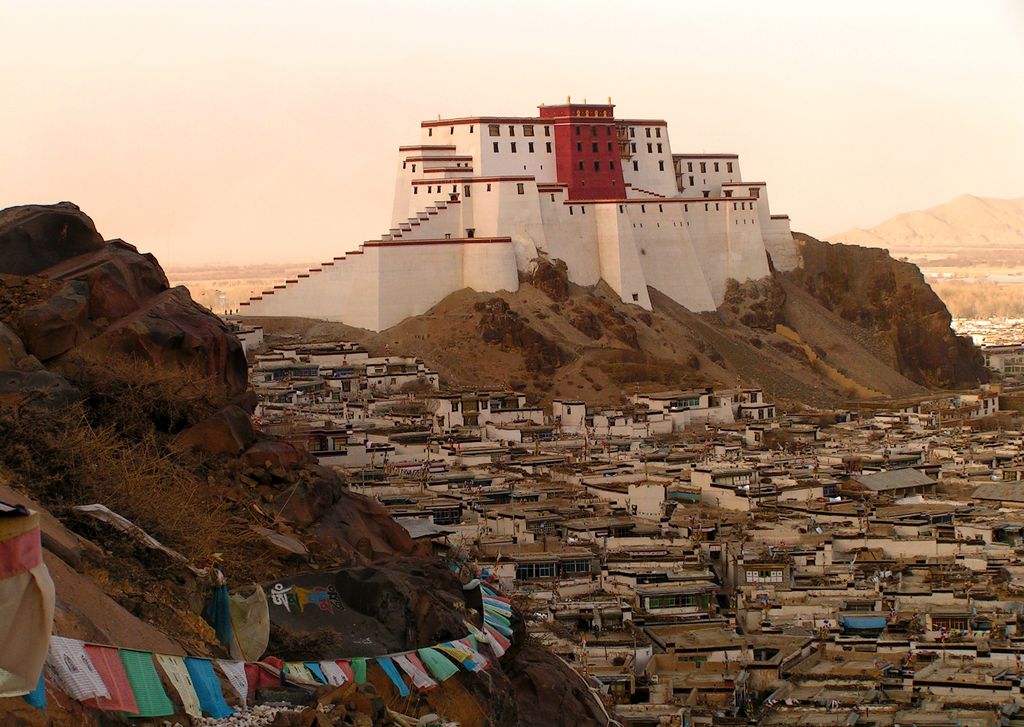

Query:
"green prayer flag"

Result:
[[351, 657, 367, 685], [119, 650, 175, 718], [416, 648, 459, 682]]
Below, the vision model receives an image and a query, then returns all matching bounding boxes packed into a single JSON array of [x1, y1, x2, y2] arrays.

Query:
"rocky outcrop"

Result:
[[0, 202, 104, 276], [784, 233, 988, 388]]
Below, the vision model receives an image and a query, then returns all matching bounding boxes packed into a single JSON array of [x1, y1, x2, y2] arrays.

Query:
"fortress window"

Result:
[[619, 205, 624, 213], [715, 203, 720, 210], [577, 142, 583, 152], [704, 203, 709, 211], [689, 175, 694, 185], [578, 161, 585, 170], [592, 142, 598, 152], [657, 143, 663, 153], [511, 142, 517, 153], [609, 160, 616, 170], [467, 228, 475, 238], [413, 187, 418, 194], [546, 142, 552, 153], [412, 164, 416, 172], [685, 204, 688, 211], [700, 162, 707, 173], [724, 190, 733, 198], [428, 128, 433, 136], [645, 128, 651, 138], [493, 142, 500, 153], [687, 162, 693, 172], [575, 125, 581, 135], [659, 204, 663, 212], [517, 183, 525, 195], [487, 184, 492, 191], [714, 162, 720, 172], [524, 125, 534, 136], [591, 125, 597, 136], [464, 185, 471, 198], [659, 161, 665, 171], [528, 142, 534, 153], [733, 202, 737, 210], [647, 143, 653, 153], [632, 161, 639, 171], [509, 125, 515, 136], [641, 205, 646, 213], [629, 127, 635, 138], [703, 191, 710, 198], [551, 194, 555, 202], [450, 126, 454, 134], [569, 206, 574, 215], [632, 293, 639, 301], [470, 125, 474, 133], [489, 125, 500, 136], [607, 142, 613, 152], [402, 161, 407, 169], [594, 161, 600, 171], [581, 206, 586, 214], [656, 128, 662, 138], [749, 187, 760, 198], [544, 125, 550, 136], [727, 162, 733, 172], [452, 185, 457, 194], [631, 143, 636, 153]]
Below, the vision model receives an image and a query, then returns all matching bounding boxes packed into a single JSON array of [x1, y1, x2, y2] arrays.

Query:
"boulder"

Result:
[[174, 404, 256, 455], [0, 202, 104, 276], [16, 280, 93, 361], [0, 322, 27, 369], [242, 440, 310, 470], [75, 286, 249, 398], [0, 369, 80, 411]]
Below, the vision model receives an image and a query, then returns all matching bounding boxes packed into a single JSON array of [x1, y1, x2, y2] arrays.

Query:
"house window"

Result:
[[493, 142, 499, 153], [687, 162, 693, 172], [657, 143, 663, 153], [511, 142, 517, 153], [700, 162, 707, 173], [714, 162, 720, 172], [488, 124, 500, 136], [629, 127, 635, 138], [633, 160, 639, 171], [524, 125, 534, 136], [658, 160, 665, 171], [546, 142, 552, 153], [561, 559, 591, 575], [724, 190, 733, 198], [656, 127, 662, 138], [647, 143, 653, 153], [508, 125, 515, 136], [516, 562, 556, 580], [517, 183, 525, 195], [528, 142, 534, 152], [727, 162, 733, 172], [645, 128, 651, 138], [544, 125, 550, 136], [631, 143, 636, 153]]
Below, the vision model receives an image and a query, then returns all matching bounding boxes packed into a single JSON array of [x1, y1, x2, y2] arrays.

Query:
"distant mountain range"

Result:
[[831, 194, 1024, 253]]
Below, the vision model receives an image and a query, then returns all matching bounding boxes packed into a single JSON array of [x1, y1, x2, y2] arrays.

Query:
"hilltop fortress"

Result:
[[241, 100, 799, 330]]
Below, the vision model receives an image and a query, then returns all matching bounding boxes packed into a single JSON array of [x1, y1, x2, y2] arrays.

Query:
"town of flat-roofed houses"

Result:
[[231, 321, 1024, 726]]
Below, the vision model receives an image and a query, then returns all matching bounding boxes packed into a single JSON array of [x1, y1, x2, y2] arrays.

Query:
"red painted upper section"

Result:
[[539, 104, 624, 200]]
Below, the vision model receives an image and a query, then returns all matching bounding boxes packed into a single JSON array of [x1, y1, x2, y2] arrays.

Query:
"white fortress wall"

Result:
[[594, 203, 653, 310], [374, 241, 468, 330], [674, 155, 741, 197], [621, 201, 717, 311], [537, 190, 602, 286], [685, 200, 742, 304], [490, 179, 545, 269], [473, 122, 557, 180], [619, 122, 677, 197], [724, 199, 772, 286], [462, 239, 520, 293]]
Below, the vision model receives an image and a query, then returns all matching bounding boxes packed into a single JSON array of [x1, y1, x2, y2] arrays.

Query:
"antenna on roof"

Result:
[[608, 96, 612, 104], [567, 95, 571, 103]]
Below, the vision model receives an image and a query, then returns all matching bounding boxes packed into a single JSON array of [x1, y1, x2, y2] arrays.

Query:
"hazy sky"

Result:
[[3, 0, 1023, 267]]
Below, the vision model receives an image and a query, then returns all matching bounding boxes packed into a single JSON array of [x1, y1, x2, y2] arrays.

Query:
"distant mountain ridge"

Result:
[[831, 194, 1024, 252]]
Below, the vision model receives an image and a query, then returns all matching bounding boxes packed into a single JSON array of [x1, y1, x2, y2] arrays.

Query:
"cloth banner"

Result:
[[303, 662, 327, 684], [375, 656, 409, 697], [185, 657, 236, 719], [285, 662, 318, 685], [351, 657, 367, 685], [483, 625, 511, 658], [336, 660, 355, 683], [46, 636, 111, 702], [394, 653, 437, 691], [203, 584, 233, 650], [417, 648, 459, 682], [216, 660, 248, 709], [22, 673, 46, 709], [119, 649, 175, 717], [318, 660, 348, 686], [0, 511, 55, 697], [83, 645, 138, 714], [155, 654, 202, 719], [229, 584, 270, 661], [244, 661, 282, 697]]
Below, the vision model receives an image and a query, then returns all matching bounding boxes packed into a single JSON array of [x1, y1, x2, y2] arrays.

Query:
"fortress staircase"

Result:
[[629, 185, 667, 199]]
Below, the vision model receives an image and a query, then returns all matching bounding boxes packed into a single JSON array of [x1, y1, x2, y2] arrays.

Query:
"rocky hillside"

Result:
[[0, 202, 605, 727], [254, 236, 987, 409]]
